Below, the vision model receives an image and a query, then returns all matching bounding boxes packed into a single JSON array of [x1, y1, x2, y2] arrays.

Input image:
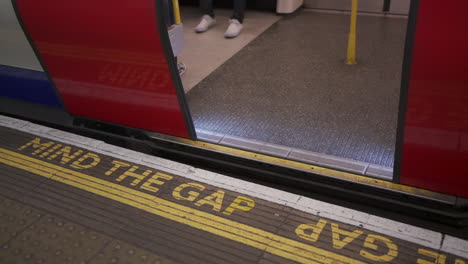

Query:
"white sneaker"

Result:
[[195, 15, 216, 33], [224, 19, 243, 38]]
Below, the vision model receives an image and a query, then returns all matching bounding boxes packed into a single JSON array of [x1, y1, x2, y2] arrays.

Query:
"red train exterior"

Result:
[[15, 0, 194, 138], [2, 0, 467, 198], [399, 1, 468, 197]]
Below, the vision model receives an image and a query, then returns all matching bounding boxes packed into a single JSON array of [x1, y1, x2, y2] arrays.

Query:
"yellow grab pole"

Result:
[[172, 0, 182, 25], [346, 0, 358, 65]]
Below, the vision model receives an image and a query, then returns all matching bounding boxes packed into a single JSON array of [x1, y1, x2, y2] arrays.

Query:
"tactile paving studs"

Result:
[[90, 240, 175, 264], [0, 214, 110, 264], [0, 198, 42, 245]]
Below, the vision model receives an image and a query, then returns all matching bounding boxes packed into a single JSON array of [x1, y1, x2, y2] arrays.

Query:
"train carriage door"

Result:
[[14, 0, 195, 138], [397, 0, 468, 198]]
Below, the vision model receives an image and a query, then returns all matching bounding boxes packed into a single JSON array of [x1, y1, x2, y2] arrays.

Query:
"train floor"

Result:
[[1, 115, 467, 264], [179, 7, 280, 92], [184, 8, 406, 170]]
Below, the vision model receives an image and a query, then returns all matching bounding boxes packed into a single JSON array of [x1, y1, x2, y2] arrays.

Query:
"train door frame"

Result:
[[166, 0, 420, 184], [393, 0, 418, 183]]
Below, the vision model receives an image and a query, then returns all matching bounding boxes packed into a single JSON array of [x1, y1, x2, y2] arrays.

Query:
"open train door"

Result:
[[14, 0, 195, 138], [397, 0, 468, 198]]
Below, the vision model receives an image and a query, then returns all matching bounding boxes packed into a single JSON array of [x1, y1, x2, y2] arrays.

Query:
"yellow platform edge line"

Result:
[[0, 148, 366, 264]]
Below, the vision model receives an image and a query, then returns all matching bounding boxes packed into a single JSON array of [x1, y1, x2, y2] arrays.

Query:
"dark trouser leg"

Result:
[[232, 0, 246, 23], [200, 0, 215, 18]]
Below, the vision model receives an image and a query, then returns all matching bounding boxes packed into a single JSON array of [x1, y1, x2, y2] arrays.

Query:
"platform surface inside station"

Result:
[[0, 115, 467, 264]]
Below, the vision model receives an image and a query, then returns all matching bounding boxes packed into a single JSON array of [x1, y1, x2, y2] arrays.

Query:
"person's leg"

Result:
[[196, 0, 216, 33], [225, 0, 245, 38], [200, 0, 215, 18], [231, 0, 246, 23]]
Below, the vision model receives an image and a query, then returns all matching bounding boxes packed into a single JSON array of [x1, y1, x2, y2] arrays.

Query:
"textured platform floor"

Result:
[[0, 117, 467, 264], [187, 11, 406, 167]]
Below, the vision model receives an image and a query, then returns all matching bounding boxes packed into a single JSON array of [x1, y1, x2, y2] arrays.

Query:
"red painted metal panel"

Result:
[[401, 1, 468, 197], [15, 0, 192, 138]]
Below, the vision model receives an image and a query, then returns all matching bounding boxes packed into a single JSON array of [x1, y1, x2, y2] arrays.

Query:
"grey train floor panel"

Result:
[[187, 11, 407, 168]]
